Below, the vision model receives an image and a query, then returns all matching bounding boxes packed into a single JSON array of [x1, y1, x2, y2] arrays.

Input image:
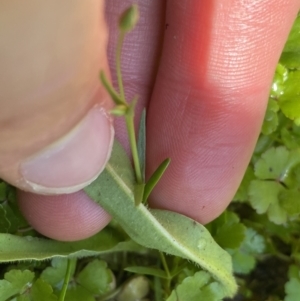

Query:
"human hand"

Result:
[[1, 0, 299, 241]]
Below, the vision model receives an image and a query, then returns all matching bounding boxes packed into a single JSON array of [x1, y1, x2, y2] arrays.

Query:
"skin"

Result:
[[1, 0, 300, 241]]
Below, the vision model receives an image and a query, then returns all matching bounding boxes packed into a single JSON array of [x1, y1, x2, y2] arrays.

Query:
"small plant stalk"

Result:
[[115, 31, 143, 185], [125, 108, 143, 184], [116, 33, 126, 100], [58, 258, 76, 301]]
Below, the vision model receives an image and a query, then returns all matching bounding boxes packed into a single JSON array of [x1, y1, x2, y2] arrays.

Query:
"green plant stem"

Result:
[[116, 33, 126, 100], [159, 251, 171, 294], [58, 259, 76, 301], [116, 32, 142, 184], [125, 113, 143, 184], [160, 252, 171, 279]]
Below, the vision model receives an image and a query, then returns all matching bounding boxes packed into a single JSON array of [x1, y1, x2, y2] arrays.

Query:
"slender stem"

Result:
[[58, 259, 76, 301], [159, 251, 171, 295], [159, 251, 171, 279], [115, 31, 143, 185], [116, 33, 126, 100], [125, 113, 143, 184]]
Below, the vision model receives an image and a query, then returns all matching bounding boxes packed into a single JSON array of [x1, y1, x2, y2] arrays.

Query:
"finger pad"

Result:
[[17, 190, 111, 241]]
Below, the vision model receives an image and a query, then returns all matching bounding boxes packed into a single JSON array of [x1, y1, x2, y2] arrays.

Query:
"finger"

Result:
[[147, 0, 300, 223], [17, 190, 111, 241], [15, 0, 166, 241], [0, 0, 113, 241], [0, 0, 114, 194]]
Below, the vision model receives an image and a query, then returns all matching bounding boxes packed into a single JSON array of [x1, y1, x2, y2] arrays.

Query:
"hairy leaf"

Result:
[[84, 141, 237, 297], [0, 231, 144, 262]]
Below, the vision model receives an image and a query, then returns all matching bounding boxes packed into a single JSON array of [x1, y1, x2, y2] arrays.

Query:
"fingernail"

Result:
[[20, 106, 114, 194]]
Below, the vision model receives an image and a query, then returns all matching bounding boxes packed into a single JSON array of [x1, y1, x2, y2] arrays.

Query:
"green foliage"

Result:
[[248, 146, 300, 224], [0, 231, 120, 262], [0, 184, 31, 235], [77, 259, 113, 295], [31, 279, 58, 301], [262, 98, 280, 135], [40, 258, 76, 288], [137, 109, 146, 181], [0, 270, 35, 301], [143, 158, 171, 202], [285, 265, 300, 301], [230, 228, 265, 275], [278, 71, 300, 124], [208, 211, 246, 249], [166, 271, 226, 301], [125, 266, 169, 279], [282, 14, 300, 53]]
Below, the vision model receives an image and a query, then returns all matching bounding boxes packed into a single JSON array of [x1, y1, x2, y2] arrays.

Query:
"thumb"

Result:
[[0, 0, 114, 194]]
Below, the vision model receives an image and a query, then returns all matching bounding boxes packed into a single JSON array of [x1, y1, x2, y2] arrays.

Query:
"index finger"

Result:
[[147, 0, 300, 223]]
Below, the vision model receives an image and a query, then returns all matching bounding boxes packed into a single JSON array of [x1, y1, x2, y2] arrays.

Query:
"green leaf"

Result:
[[261, 99, 280, 135], [229, 228, 265, 274], [40, 258, 76, 288], [166, 271, 226, 301], [231, 251, 256, 275], [0, 270, 35, 301], [134, 108, 145, 202], [0, 202, 29, 234], [31, 279, 58, 301], [281, 126, 300, 150], [137, 109, 146, 181], [270, 63, 288, 99], [280, 52, 300, 69], [214, 222, 246, 249], [254, 146, 300, 182], [287, 265, 300, 279], [285, 278, 300, 301], [208, 211, 246, 250], [249, 180, 287, 224], [124, 266, 168, 279], [0, 230, 140, 262], [249, 147, 300, 223], [84, 141, 237, 298], [99, 71, 125, 106], [283, 15, 300, 53], [16, 295, 31, 301], [253, 134, 274, 159], [119, 4, 139, 33], [243, 228, 265, 254], [77, 259, 113, 296], [65, 286, 95, 301], [143, 158, 171, 202], [233, 166, 255, 202], [279, 71, 300, 125], [0, 184, 31, 235], [279, 189, 300, 215]]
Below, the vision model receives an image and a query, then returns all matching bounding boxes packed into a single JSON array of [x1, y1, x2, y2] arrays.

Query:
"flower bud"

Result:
[[119, 5, 139, 33]]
